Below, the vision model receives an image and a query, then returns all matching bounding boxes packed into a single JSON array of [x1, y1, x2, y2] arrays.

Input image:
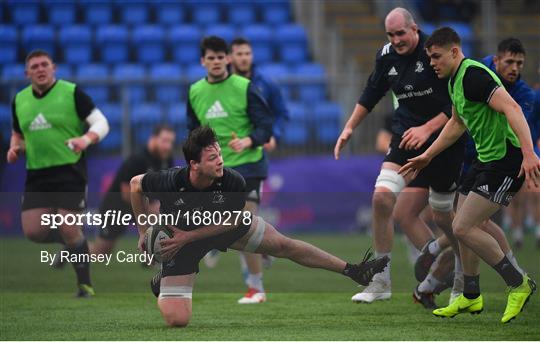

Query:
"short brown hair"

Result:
[[182, 126, 218, 164], [25, 49, 54, 65], [425, 27, 461, 50]]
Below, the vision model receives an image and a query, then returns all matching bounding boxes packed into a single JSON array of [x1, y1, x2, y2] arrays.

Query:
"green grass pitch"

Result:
[[1, 233, 539, 340]]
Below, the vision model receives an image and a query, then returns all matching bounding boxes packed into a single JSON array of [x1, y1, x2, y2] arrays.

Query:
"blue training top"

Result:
[[250, 65, 290, 142]]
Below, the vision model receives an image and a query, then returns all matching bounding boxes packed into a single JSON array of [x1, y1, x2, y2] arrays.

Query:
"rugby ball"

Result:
[[144, 226, 173, 263]]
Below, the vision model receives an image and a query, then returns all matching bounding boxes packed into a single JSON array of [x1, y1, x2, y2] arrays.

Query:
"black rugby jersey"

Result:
[[358, 31, 452, 141], [100, 148, 174, 212], [141, 167, 247, 231]]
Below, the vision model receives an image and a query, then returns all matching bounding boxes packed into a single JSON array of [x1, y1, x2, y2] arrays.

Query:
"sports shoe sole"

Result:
[[352, 295, 391, 304], [433, 309, 483, 318]]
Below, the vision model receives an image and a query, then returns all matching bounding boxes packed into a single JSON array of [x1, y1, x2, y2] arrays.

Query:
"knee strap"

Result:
[[159, 285, 193, 299], [429, 189, 455, 212], [375, 169, 406, 194], [243, 216, 266, 253]]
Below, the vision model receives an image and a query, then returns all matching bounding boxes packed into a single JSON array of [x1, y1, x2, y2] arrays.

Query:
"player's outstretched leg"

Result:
[[230, 216, 389, 287]]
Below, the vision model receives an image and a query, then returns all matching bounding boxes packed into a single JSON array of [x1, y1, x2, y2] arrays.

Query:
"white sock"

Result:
[[452, 271, 464, 293], [239, 254, 249, 286], [375, 252, 391, 281], [428, 240, 441, 255], [418, 273, 442, 293], [247, 273, 264, 293], [512, 228, 524, 242], [506, 251, 525, 275], [454, 254, 463, 274], [404, 237, 421, 265]]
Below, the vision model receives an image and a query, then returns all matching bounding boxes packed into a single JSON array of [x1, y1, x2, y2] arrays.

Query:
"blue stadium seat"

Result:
[[186, 63, 206, 82], [257, 63, 292, 100], [2, 64, 26, 81], [283, 122, 308, 145], [149, 64, 183, 79], [80, 0, 113, 25], [0, 26, 18, 64], [276, 24, 308, 64], [283, 102, 310, 145], [76, 64, 110, 104], [150, 63, 184, 104], [165, 102, 187, 125], [153, 1, 185, 26], [258, 63, 290, 80], [132, 103, 163, 144], [442, 22, 473, 41], [99, 129, 122, 150], [205, 25, 236, 44], [131, 103, 162, 124], [55, 64, 73, 81], [0, 104, 11, 144], [59, 25, 93, 65], [294, 63, 326, 102], [314, 102, 341, 120], [294, 63, 324, 77], [115, 0, 149, 25], [7, 0, 40, 25], [96, 25, 129, 64], [100, 102, 122, 125], [132, 26, 166, 64], [169, 25, 202, 65], [192, 3, 222, 27], [167, 102, 189, 139], [113, 64, 147, 103], [240, 25, 273, 63], [421, 22, 436, 35], [0, 104, 10, 124], [22, 25, 55, 57], [314, 102, 341, 144], [43, 0, 76, 25], [258, 0, 290, 25], [316, 124, 340, 144], [287, 102, 308, 121], [226, 2, 257, 26], [98, 102, 122, 150]]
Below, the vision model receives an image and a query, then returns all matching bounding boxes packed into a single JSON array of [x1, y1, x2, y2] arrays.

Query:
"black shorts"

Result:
[[459, 141, 524, 206], [162, 223, 251, 276], [384, 134, 464, 192], [245, 177, 264, 204], [22, 180, 87, 211]]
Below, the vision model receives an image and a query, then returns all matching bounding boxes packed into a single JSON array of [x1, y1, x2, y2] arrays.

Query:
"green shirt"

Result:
[[14, 80, 84, 170], [188, 75, 263, 167], [449, 59, 520, 162]]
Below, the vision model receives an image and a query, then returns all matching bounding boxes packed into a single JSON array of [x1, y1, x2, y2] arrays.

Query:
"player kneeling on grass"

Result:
[[131, 126, 389, 327]]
